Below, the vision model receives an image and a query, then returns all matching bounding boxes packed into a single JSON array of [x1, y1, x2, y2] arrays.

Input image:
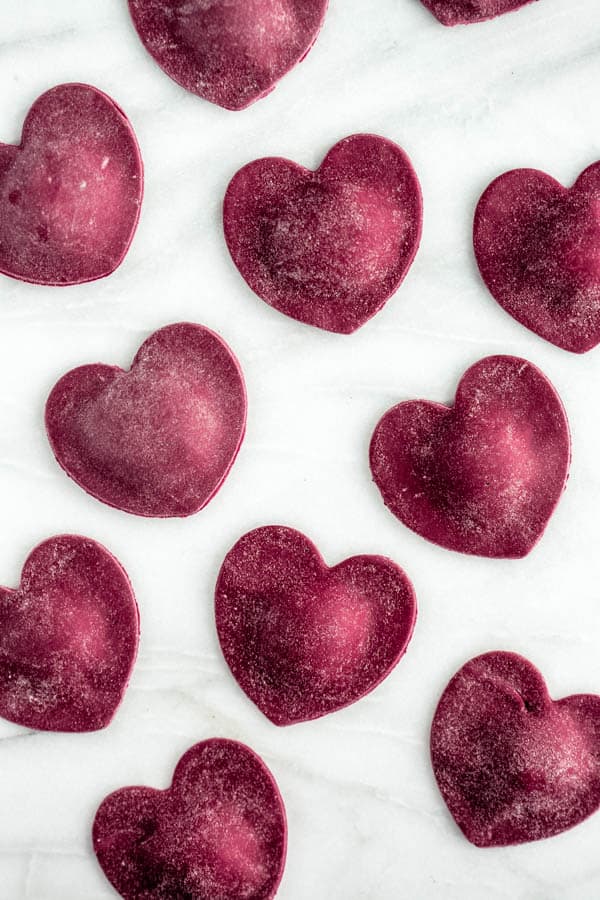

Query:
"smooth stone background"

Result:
[[0, 1, 599, 897]]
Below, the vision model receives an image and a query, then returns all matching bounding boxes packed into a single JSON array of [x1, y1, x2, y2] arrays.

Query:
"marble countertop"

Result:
[[1, 1, 600, 897]]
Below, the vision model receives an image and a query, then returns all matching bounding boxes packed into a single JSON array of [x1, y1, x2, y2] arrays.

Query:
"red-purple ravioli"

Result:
[[0, 535, 138, 732], [474, 162, 600, 353], [421, 0, 537, 26], [45, 323, 247, 518], [0, 83, 142, 286], [128, 0, 329, 111], [370, 355, 570, 558], [223, 134, 423, 333], [431, 652, 600, 846], [93, 739, 287, 899], [215, 526, 417, 725]]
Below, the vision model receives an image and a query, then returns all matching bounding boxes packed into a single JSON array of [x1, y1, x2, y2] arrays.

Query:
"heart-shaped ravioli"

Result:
[[431, 652, 600, 846], [128, 0, 329, 111], [93, 739, 287, 899], [224, 134, 422, 333], [215, 526, 417, 725], [370, 355, 570, 558], [421, 0, 537, 26], [0, 83, 142, 286], [474, 162, 600, 353], [0, 535, 138, 732], [45, 323, 247, 518]]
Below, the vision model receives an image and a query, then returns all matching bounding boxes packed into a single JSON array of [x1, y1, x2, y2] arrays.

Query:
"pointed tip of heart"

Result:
[[421, 0, 536, 26]]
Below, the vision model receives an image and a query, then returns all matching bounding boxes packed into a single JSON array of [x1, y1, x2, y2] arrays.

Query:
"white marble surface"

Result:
[[1, 0, 600, 897]]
